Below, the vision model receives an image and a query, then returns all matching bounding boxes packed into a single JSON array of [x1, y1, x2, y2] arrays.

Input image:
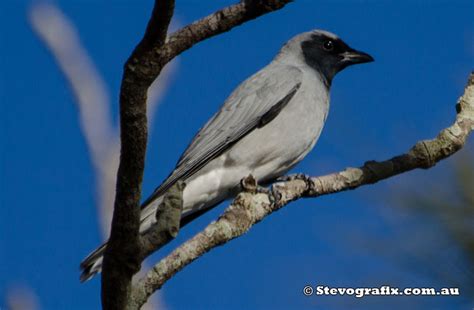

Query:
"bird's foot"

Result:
[[241, 174, 257, 192], [240, 174, 270, 194]]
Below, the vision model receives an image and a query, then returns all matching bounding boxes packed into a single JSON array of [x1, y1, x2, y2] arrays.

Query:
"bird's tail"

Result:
[[79, 195, 164, 282], [79, 243, 106, 282]]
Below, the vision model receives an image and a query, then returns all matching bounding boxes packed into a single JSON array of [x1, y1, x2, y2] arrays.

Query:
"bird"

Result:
[[80, 29, 373, 282]]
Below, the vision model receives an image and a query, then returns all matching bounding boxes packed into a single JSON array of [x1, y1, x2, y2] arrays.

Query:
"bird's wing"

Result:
[[142, 65, 302, 206]]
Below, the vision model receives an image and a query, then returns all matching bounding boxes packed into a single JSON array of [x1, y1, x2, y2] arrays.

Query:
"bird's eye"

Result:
[[323, 40, 334, 51]]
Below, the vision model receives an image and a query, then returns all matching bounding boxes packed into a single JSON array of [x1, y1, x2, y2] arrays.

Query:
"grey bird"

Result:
[[80, 29, 373, 281]]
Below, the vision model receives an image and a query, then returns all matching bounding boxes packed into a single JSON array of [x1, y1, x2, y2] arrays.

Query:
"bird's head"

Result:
[[284, 30, 374, 86]]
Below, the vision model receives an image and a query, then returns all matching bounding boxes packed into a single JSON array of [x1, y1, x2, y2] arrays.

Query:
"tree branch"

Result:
[[131, 72, 474, 306], [101, 0, 176, 309], [101, 1, 293, 309], [29, 4, 177, 309], [122, 1, 293, 86], [158, 0, 294, 64]]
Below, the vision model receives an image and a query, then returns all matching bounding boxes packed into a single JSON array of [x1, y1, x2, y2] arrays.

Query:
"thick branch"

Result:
[[29, 4, 179, 241], [100, 1, 175, 309], [102, 1, 293, 309], [131, 73, 474, 306]]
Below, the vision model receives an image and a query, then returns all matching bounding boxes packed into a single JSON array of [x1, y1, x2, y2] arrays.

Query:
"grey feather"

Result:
[[141, 66, 303, 208]]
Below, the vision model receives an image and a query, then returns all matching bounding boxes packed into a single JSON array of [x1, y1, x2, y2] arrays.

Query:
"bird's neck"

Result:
[[273, 44, 306, 66], [273, 48, 331, 90], [273, 49, 331, 91]]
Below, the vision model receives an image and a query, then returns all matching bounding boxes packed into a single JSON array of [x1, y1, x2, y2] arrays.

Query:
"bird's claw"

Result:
[[241, 174, 271, 194], [241, 174, 257, 192]]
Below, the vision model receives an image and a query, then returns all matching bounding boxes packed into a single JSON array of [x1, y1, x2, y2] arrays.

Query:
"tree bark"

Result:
[[100, 1, 294, 309]]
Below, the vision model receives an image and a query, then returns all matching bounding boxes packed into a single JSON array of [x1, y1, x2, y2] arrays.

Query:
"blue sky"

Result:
[[1, 0, 473, 309]]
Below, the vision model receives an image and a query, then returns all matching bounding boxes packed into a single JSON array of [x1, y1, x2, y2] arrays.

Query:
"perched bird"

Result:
[[80, 29, 373, 281]]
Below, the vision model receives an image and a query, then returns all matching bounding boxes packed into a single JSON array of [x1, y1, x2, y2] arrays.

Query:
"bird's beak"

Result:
[[341, 48, 374, 65]]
